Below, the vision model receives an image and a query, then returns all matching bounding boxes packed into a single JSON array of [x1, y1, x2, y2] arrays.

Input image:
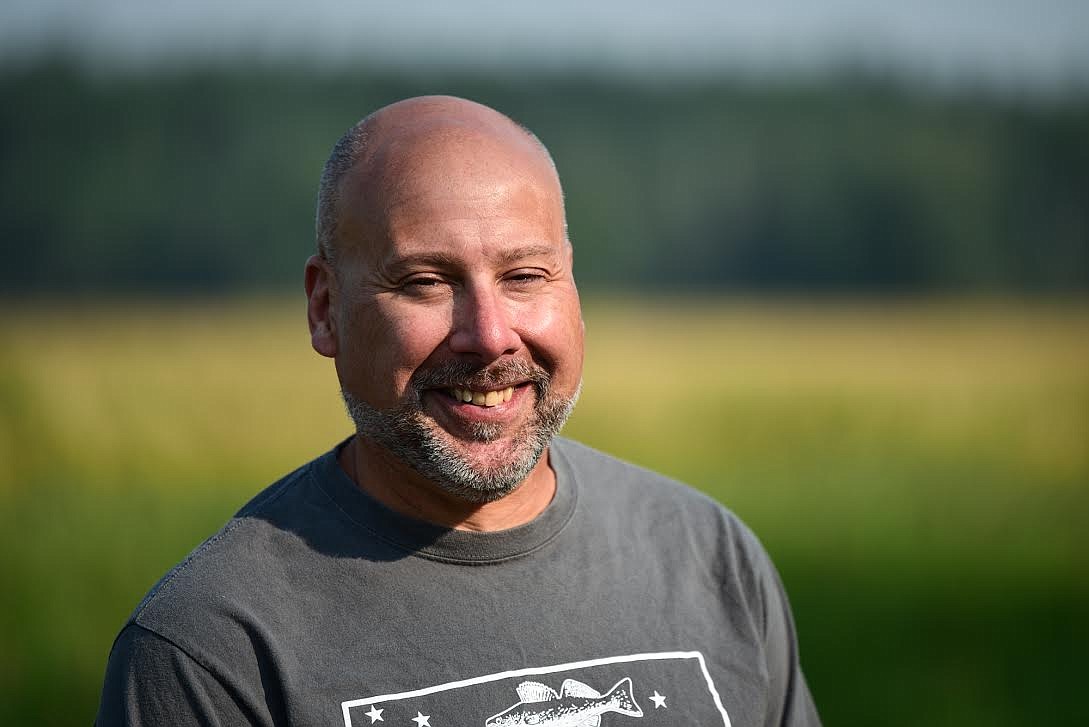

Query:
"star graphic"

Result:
[[364, 705, 384, 723], [412, 712, 431, 727], [650, 690, 668, 709]]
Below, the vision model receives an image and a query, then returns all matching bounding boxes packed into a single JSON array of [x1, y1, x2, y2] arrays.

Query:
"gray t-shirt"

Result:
[[97, 437, 820, 727]]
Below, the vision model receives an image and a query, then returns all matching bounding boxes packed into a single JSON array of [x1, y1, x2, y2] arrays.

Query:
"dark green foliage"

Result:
[[2, 63, 1087, 295]]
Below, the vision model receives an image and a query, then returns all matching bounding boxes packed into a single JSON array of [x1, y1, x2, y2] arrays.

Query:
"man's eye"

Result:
[[401, 277, 446, 293], [506, 271, 546, 285]]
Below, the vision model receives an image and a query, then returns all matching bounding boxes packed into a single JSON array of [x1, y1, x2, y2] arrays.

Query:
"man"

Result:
[[97, 96, 820, 727]]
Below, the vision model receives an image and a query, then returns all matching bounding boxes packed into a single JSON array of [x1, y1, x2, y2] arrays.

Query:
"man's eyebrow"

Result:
[[492, 243, 560, 266], [381, 252, 462, 276]]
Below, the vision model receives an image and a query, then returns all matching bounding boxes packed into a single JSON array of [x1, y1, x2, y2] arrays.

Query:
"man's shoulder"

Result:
[[553, 436, 726, 505], [124, 452, 332, 645], [551, 436, 761, 547], [552, 436, 777, 602], [97, 448, 334, 727]]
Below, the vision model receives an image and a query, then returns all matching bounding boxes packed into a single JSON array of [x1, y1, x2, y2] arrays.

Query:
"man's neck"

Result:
[[338, 436, 557, 532]]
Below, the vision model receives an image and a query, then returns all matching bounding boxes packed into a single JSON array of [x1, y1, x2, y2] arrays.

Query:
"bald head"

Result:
[[315, 96, 563, 267]]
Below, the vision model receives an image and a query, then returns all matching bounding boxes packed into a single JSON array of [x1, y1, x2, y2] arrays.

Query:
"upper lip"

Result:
[[430, 379, 529, 391]]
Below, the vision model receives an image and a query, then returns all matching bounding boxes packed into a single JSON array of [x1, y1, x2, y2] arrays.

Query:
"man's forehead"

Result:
[[332, 108, 565, 268], [340, 168, 565, 257]]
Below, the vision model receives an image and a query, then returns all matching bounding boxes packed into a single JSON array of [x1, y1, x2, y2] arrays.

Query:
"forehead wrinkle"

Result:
[[382, 186, 512, 221]]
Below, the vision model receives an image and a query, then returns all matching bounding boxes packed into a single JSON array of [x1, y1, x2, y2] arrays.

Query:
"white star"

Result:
[[412, 712, 431, 727], [650, 691, 667, 709], [364, 705, 384, 723]]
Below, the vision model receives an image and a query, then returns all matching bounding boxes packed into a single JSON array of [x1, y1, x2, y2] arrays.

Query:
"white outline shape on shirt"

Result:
[[340, 651, 730, 727]]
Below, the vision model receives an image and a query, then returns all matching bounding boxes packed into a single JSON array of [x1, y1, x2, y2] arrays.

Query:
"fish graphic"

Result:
[[485, 676, 644, 727]]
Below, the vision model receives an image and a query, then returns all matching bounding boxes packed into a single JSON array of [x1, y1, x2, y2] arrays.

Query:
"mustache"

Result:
[[411, 358, 550, 393]]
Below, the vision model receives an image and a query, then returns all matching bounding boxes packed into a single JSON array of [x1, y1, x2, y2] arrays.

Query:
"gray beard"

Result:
[[341, 359, 580, 503]]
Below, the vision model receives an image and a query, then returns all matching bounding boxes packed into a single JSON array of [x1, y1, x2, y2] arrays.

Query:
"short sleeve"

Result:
[[96, 624, 258, 727], [760, 553, 822, 727]]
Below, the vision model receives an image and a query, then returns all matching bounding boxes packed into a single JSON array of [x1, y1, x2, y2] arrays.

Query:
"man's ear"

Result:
[[304, 254, 338, 358]]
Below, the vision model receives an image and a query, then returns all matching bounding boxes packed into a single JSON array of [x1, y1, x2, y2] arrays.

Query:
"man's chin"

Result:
[[341, 381, 577, 504], [440, 420, 507, 445], [423, 423, 546, 482]]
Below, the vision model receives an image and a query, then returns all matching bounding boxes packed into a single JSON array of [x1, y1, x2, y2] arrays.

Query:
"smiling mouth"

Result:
[[446, 386, 516, 407]]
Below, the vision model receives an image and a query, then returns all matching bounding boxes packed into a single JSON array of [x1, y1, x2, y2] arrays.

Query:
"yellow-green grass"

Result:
[[2, 298, 1087, 726]]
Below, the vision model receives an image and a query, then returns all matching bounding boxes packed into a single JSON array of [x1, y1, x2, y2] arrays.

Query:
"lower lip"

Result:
[[426, 385, 532, 424]]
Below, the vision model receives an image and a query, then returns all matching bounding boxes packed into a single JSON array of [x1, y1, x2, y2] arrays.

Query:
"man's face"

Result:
[[325, 130, 584, 501]]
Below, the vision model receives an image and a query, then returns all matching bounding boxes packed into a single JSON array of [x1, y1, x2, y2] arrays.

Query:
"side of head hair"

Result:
[[314, 120, 371, 268]]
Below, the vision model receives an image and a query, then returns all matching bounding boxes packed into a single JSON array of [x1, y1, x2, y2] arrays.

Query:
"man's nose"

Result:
[[448, 283, 521, 361]]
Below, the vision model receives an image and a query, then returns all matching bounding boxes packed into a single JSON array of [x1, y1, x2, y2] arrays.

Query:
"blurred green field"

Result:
[[1, 298, 1087, 726]]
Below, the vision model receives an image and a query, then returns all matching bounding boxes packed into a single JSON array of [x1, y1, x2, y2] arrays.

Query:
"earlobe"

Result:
[[304, 255, 338, 358]]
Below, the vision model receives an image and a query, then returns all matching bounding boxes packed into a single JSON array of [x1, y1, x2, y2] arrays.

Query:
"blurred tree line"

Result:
[[2, 62, 1087, 296]]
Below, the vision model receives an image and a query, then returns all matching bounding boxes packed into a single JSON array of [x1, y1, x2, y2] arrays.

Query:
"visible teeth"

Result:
[[449, 386, 517, 407]]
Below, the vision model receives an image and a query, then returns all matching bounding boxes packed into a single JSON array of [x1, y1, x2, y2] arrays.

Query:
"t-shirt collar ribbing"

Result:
[[313, 437, 578, 564]]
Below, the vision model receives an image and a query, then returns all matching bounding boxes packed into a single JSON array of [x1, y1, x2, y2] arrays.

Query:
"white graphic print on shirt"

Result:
[[486, 676, 642, 726], [341, 651, 732, 727]]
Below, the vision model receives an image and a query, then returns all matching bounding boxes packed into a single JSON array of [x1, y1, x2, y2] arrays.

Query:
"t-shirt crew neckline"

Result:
[[312, 437, 579, 564]]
